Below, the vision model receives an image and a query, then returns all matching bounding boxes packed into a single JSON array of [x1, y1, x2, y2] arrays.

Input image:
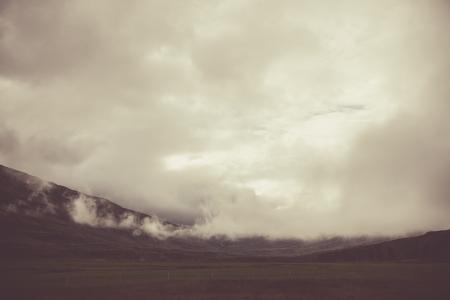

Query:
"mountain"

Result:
[[0, 164, 212, 260], [2, 163, 443, 261]]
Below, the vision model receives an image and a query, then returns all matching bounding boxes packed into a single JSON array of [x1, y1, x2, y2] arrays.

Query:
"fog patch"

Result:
[[26, 179, 56, 215], [68, 194, 185, 239]]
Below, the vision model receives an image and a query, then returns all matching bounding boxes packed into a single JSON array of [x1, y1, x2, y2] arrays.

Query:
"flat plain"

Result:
[[1, 260, 449, 300]]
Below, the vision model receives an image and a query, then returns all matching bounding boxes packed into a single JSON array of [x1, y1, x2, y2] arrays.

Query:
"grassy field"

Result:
[[1, 259, 450, 299]]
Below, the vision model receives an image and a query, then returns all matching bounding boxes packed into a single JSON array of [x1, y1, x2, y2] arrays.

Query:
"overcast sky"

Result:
[[1, 0, 449, 238]]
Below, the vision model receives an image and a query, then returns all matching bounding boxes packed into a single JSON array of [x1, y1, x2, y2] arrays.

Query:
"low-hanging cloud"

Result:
[[68, 194, 182, 239], [1, 0, 450, 238]]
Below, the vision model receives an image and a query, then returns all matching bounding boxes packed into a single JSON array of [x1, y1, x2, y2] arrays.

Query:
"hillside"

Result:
[[0, 164, 215, 260], [302, 230, 450, 262], [3, 164, 448, 262]]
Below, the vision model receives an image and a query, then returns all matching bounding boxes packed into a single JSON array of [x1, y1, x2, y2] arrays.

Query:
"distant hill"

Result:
[[301, 230, 450, 262]]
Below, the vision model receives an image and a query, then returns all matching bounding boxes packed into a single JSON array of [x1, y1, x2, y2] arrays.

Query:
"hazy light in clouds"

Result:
[[1, 0, 449, 237]]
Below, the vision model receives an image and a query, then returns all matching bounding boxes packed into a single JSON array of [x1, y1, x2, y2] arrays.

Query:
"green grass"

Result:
[[1, 259, 450, 299]]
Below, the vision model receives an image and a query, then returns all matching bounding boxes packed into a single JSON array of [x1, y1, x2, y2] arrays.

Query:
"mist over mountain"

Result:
[[0, 164, 389, 260], [2, 164, 450, 263]]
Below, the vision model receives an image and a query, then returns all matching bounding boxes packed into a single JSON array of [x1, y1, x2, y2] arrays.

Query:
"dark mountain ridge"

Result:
[[1, 163, 449, 262]]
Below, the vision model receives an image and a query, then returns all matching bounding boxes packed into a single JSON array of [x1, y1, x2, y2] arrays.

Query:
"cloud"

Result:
[[68, 194, 183, 239], [1, 0, 449, 238], [0, 122, 19, 154], [332, 70, 450, 234]]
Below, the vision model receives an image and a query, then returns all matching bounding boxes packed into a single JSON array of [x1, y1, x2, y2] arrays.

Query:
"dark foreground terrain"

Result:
[[1, 259, 450, 300]]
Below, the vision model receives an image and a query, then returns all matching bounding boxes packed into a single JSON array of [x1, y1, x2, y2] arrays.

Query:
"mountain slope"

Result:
[[0, 164, 219, 260], [3, 164, 447, 261], [301, 230, 450, 262]]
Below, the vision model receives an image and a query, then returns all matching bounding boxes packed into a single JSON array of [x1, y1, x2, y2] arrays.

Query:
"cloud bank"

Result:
[[1, 0, 449, 237]]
